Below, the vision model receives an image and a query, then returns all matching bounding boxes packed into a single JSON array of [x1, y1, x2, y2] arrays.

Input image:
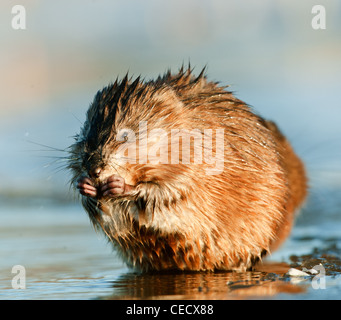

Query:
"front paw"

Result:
[[76, 176, 98, 198], [101, 175, 134, 198]]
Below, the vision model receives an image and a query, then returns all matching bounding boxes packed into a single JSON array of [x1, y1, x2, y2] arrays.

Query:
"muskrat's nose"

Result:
[[89, 167, 101, 178]]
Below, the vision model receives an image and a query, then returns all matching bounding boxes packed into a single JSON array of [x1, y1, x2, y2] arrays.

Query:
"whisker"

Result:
[[53, 166, 69, 174], [43, 160, 69, 169], [109, 163, 120, 175], [109, 161, 131, 174], [69, 111, 84, 126], [23, 139, 78, 176], [32, 155, 70, 160], [25, 139, 68, 153]]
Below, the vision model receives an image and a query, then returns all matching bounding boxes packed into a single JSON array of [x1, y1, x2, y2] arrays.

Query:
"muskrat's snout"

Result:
[[82, 151, 105, 178], [89, 167, 101, 179]]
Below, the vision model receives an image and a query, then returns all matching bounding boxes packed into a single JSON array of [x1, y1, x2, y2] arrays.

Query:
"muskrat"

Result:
[[68, 67, 307, 272]]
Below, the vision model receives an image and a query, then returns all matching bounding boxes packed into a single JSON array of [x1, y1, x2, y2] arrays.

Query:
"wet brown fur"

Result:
[[68, 67, 307, 272]]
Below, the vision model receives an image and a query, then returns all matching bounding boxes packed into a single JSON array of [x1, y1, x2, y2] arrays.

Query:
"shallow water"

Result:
[[1, 187, 341, 300], [0, 202, 124, 300]]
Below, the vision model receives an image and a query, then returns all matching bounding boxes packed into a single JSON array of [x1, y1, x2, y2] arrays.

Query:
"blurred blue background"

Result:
[[0, 0, 340, 201]]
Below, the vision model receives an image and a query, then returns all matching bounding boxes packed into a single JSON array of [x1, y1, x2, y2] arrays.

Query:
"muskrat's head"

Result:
[[68, 74, 187, 190], [68, 76, 139, 188]]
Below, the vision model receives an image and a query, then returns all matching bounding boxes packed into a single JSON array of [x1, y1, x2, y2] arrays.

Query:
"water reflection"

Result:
[[108, 262, 304, 300]]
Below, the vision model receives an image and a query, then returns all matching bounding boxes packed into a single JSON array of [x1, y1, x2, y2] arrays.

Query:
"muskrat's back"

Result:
[[69, 67, 307, 272]]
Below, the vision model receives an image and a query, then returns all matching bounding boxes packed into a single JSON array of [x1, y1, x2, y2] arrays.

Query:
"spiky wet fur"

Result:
[[68, 67, 307, 272]]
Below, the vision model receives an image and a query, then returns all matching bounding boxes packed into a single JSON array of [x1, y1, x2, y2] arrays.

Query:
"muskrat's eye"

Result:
[[117, 128, 134, 142]]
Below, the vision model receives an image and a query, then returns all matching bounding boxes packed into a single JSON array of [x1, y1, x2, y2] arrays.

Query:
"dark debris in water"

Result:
[[289, 243, 341, 276]]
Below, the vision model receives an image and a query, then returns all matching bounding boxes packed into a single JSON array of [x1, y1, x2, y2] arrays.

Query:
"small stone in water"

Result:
[[287, 268, 310, 277]]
